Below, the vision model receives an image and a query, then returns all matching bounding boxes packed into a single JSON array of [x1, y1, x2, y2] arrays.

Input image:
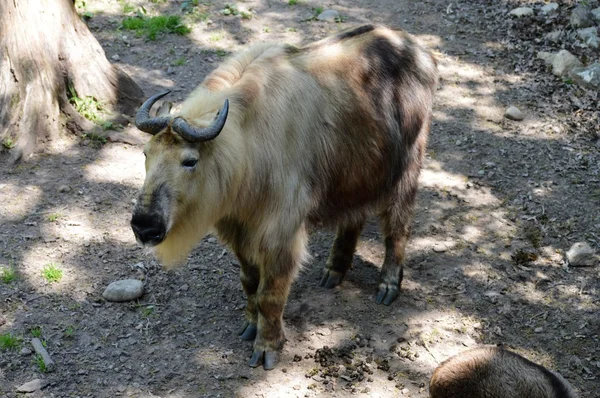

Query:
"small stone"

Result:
[[592, 7, 600, 22], [293, 385, 301, 390], [317, 9, 340, 22], [16, 379, 47, 393], [401, 388, 410, 395], [534, 327, 544, 333], [540, 3, 558, 14], [166, 67, 175, 75], [433, 243, 448, 253], [58, 185, 72, 193], [20, 347, 32, 356], [545, 30, 563, 42], [551, 50, 582, 77], [102, 279, 144, 302], [577, 27, 599, 49], [316, 327, 332, 336], [509, 7, 534, 17], [566, 242, 597, 267], [571, 63, 600, 89], [571, 5, 595, 28], [111, 54, 120, 61], [504, 106, 525, 121]]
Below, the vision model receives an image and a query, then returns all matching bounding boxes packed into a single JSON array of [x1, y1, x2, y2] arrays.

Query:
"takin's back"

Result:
[[429, 346, 577, 398], [180, 24, 438, 226]]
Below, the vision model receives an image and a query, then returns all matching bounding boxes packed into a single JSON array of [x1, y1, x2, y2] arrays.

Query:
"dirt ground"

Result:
[[1, 0, 599, 397]]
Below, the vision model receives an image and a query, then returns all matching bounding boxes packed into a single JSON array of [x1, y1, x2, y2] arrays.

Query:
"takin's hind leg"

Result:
[[376, 201, 415, 306], [238, 257, 260, 341], [320, 223, 364, 288]]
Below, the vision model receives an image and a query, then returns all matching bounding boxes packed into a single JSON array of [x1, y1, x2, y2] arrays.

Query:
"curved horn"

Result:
[[171, 99, 229, 142], [135, 90, 172, 135]]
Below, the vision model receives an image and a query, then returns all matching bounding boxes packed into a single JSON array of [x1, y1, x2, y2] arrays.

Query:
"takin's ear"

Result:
[[156, 101, 173, 117]]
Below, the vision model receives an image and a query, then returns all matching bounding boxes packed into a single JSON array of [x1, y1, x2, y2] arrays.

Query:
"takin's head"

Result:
[[131, 91, 230, 268]]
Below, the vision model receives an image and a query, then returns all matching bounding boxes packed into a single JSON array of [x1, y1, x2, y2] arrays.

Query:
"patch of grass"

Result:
[[240, 11, 253, 20], [64, 326, 75, 338], [47, 213, 62, 222], [0, 333, 21, 350], [83, 132, 108, 149], [30, 326, 43, 338], [41, 263, 63, 283], [215, 49, 228, 57], [0, 266, 17, 284], [120, 0, 135, 14], [141, 305, 155, 317], [263, 26, 271, 33], [68, 85, 104, 124], [334, 15, 348, 23], [313, 6, 324, 16], [286, 27, 297, 33], [2, 138, 16, 150], [173, 57, 187, 66], [220, 4, 238, 16], [122, 15, 191, 41], [289, 0, 299, 5], [35, 354, 47, 373], [209, 31, 224, 42]]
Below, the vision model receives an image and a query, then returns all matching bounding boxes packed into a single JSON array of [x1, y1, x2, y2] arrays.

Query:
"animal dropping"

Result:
[[131, 24, 438, 370]]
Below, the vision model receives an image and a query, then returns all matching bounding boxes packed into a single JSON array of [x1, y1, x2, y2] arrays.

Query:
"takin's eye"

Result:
[[181, 158, 198, 169]]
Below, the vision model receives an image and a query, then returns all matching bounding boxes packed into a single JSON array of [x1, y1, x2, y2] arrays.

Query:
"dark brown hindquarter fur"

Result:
[[306, 30, 434, 226]]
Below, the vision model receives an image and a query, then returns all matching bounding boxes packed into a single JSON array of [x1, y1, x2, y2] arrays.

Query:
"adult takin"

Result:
[[429, 346, 577, 398], [131, 24, 438, 370]]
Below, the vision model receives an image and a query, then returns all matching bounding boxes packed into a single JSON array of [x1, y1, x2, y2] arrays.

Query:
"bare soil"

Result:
[[1, 1, 599, 397]]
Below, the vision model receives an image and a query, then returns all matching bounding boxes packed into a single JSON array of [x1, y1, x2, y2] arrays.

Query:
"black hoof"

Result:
[[319, 269, 345, 288], [375, 284, 399, 306], [239, 322, 257, 341], [249, 349, 278, 370]]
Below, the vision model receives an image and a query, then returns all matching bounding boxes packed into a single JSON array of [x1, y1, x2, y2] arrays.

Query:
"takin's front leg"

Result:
[[249, 230, 307, 370], [238, 258, 260, 341]]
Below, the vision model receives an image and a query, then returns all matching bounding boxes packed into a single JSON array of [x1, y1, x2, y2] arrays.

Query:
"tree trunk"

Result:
[[0, 0, 144, 162]]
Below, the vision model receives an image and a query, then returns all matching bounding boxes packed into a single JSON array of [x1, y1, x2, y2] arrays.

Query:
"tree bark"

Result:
[[0, 0, 144, 162]]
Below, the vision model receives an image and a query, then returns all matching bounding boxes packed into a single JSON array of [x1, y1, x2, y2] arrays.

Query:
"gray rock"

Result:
[[317, 9, 340, 22], [570, 5, 595, 28], [551, 50, 583, 77], [102, 279, 144, 302], [545, 30, 563, 42], [166, 67, 175, 75], [540, 3, 558, 14], [592, 7, 600, 22], [566, 242, 597, 267], [577, 27, 599, 49], [111, 54, 120, 61], [509, 7, 534, 17], [537, 51, 555, 64], [20, 347, 32, 356], [504, 106, 525, 121], [58, 185, 72, 193], [571, 63, 600, 88], [16, 379, 47, 393]]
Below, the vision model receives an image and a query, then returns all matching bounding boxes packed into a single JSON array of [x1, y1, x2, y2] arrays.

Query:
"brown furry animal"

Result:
[[429, 346, 576, 398], [131, 24, 438, 370]]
